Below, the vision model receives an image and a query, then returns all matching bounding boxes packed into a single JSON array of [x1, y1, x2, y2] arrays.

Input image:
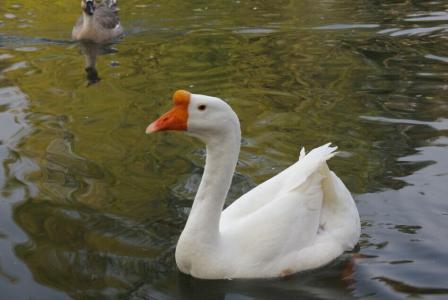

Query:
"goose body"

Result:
[[72, 0, 123, 43], [147, 90, 361, 279]]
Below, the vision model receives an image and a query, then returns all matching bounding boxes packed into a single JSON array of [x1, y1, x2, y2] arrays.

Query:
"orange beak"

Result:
[[146, 90, 191, 134]]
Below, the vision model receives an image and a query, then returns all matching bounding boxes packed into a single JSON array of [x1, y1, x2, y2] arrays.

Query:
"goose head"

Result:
[[146, 90, 240, 143], [81, 0, 95, 16]]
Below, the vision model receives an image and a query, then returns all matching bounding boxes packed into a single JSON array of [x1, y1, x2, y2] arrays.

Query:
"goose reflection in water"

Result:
[[78, 41, 119, 86]]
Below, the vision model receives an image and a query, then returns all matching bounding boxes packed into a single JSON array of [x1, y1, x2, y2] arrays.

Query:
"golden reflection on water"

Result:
[[0, 0, 447, 299]]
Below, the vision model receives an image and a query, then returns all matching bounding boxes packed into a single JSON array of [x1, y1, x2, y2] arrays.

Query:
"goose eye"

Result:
[[198, 105, 207, 111]]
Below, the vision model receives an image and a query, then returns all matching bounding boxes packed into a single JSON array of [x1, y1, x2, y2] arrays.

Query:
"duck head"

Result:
[[81, 0, 95, 16], [146, 90, 240, 143]]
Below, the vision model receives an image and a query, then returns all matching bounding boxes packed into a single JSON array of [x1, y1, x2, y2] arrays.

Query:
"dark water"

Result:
[[0, 1, 447, 299]]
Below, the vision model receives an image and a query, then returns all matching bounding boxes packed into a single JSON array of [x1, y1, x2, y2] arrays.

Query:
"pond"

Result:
[[0, 0, 447, 299]]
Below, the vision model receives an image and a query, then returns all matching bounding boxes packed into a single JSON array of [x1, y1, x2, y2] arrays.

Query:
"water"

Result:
[[0, 1, 447, 299]]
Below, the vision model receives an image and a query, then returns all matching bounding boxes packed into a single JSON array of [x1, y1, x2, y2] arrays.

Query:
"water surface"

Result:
[[0, 0, 447, 299]]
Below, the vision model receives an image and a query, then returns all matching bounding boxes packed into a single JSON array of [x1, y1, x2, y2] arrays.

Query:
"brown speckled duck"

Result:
[[72, 0, 123, 43]]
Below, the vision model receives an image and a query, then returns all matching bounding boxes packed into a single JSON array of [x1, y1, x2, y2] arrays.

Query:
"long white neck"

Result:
[[182, 126, 241, 243]]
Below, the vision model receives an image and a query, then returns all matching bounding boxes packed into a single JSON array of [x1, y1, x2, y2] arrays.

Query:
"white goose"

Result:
[[146, 90, 360, 279]]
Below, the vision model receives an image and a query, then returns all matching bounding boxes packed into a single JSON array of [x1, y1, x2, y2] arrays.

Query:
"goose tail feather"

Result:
[[106, 0, 119, 12]]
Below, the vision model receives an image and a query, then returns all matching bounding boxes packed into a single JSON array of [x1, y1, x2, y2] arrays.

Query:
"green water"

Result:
[[0, 0, 447, 299]]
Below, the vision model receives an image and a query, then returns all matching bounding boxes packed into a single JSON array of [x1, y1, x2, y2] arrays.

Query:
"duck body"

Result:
[[72, 0, 123, 43], [147, 90, 361, 279]]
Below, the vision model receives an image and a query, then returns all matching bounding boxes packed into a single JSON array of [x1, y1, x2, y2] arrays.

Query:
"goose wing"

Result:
[[95, 4, 120, 29], [221, 143, 337, 224]]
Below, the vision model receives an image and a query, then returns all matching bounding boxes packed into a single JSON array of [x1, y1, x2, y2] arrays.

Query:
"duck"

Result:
[[146, 90, 361, 279], [72, 0, 123, 43]]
